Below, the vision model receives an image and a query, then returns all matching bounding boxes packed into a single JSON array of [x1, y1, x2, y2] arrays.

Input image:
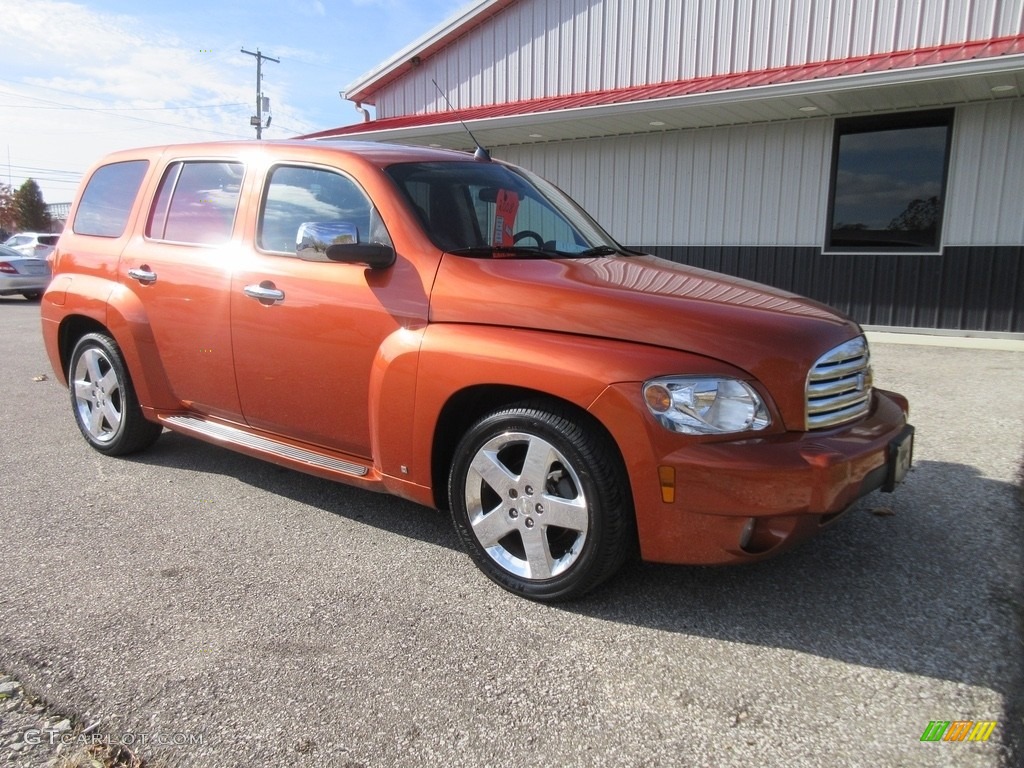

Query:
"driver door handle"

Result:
[[243, 282, 285, 305], [127, 267, 157, 283]]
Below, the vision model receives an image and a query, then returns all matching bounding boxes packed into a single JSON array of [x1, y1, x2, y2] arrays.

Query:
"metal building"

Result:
[[307, 0, 1024, 334]]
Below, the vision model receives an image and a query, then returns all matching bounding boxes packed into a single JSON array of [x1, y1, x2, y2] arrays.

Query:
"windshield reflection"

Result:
[[384, 161, 622, 257]]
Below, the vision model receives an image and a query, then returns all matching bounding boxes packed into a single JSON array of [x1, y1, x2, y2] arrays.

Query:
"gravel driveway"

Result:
[[1, 297, 1021, 767]]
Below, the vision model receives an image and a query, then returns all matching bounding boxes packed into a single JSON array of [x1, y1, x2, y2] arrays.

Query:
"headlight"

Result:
[[643, 377, 771, 435]]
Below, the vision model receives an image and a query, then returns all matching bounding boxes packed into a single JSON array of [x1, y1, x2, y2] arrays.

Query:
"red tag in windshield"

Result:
[[492, 189, 520, 246]]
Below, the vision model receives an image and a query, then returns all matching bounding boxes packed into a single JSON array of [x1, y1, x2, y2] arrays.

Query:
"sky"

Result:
[[1, 0, 470, 204]]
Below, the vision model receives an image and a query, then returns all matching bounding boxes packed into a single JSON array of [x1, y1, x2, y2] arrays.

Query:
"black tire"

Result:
[[68, 333, 162, 455], [448, 401, 634, 601], [21, 291, 41, 301]]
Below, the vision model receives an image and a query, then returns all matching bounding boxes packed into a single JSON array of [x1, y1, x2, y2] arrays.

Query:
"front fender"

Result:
[[402, 323, 748, 496], [367, 324, 427, 498]]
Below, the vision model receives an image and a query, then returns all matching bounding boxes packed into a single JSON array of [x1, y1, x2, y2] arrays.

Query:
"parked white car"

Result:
[[3, 232, 60, 260]]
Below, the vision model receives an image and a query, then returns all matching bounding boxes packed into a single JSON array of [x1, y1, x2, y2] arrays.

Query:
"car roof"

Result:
[[96, 139, 486, 167]]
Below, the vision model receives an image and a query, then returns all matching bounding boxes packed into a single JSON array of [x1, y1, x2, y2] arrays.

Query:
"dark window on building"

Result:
[[73, 160, 149, 238], [257, 165, 384, 255], [826, 110, 953, 252], [146, 161, 244, 245]]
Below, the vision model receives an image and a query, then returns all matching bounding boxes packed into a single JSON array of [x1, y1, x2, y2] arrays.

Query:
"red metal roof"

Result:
[[304, 34, 1024, 139]]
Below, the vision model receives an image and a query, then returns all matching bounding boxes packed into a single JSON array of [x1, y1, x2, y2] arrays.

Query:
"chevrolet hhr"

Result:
[[41, 140, 914, 600]]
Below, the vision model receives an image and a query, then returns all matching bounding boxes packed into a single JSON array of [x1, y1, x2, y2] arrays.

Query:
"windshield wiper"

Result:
[[575, 245, 628, 258], [447, 245, 555, 259], [447, 244, 635, 260]]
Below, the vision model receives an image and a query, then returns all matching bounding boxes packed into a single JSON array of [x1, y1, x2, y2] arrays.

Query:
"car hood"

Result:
[[429, 253, 861, 413]]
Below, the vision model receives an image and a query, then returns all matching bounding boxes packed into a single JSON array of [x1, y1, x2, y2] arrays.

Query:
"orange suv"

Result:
[[42, 140, 913, 600]]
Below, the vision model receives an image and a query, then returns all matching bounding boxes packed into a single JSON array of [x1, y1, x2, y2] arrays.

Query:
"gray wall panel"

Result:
[[946, 100, 1024, 246], [644, 246, 1024, 331], [497, 99, 1023, 249], [497, 119, 831, 247]]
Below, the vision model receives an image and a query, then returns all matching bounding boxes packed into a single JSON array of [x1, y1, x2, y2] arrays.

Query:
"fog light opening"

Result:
[[819, 509, 846, 526], [738, 517, 790, 555], [739, 517, 756, 549]]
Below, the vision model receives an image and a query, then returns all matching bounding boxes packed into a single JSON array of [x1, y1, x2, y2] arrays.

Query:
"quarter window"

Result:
[[826, 110, 953, 251], [258, 165, 387, 255], [146, 161, 244, 245], [73, 160, 149, 238]]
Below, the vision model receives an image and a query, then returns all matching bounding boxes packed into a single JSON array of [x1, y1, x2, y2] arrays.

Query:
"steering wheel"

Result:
[[512, 230, 544, 247]]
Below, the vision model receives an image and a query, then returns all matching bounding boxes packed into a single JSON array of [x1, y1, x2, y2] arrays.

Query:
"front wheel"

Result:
[[69, 333, 162, 455], [448, 402, 634, 601]]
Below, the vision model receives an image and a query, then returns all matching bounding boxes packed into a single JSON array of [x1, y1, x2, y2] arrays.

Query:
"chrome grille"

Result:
[[805, 337, 873, 429]]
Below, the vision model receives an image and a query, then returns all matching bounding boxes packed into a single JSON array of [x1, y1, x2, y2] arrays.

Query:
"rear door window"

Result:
[[146, 161, 244, 245], [73, 160, 149, 238]]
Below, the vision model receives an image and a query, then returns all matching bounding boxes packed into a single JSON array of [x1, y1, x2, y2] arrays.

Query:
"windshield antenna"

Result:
[[432, 79, 490, 162]]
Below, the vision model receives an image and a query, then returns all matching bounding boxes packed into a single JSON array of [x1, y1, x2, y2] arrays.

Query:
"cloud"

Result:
[[7, 1, 245, 110], [1, 0, 321, 201], [287, 0, 327, 16]]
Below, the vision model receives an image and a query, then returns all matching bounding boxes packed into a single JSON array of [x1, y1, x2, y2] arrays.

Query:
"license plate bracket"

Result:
[[883, 425, 915, 492]]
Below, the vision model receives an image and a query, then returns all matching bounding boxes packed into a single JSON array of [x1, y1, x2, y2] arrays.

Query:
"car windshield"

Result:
[[384, 161, 625, 257]]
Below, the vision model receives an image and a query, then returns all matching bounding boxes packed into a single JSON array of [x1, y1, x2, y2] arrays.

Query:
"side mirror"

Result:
[[296, 221, 357, 261], [325, 242, 395, 269]]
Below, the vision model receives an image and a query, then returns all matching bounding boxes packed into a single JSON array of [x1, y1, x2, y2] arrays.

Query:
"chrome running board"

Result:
[[161, 415, 369, 477]]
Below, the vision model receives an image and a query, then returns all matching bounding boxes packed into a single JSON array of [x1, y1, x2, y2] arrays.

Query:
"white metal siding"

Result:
[[496, 120, 832, 247], [945, 99, 1024, 245], [495, 99, 1024, 248], [372, 0, 1023, 118]]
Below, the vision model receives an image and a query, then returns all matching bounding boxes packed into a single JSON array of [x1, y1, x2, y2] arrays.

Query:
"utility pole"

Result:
[[241, 48, 279, 139]]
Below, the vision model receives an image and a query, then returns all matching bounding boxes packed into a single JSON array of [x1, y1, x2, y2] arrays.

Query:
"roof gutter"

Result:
[[312, 52, 1024, 143]]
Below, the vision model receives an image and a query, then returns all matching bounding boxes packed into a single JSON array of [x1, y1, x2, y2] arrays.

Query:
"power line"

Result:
[[267, 123, 312, 136], [6, 164, 81, 177], [0, 89, 251, 139], [0, 102, 248, 112], [0, 76, 242, 112]]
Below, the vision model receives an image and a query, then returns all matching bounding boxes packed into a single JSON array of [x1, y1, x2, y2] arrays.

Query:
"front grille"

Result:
[[805, 337, 873, 429]]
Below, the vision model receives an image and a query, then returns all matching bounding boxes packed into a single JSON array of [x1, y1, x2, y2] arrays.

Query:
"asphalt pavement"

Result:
[[1, 296, 1021, 767]]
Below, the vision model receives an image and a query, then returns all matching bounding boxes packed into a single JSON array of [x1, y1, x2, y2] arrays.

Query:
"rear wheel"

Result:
[[21, 291, 41, 301], [69, 333, 162, 455], [448, 402, 633, 601]]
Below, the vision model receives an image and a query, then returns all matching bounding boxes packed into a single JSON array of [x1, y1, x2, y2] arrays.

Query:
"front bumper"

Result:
[[591, 387, 913, 565]]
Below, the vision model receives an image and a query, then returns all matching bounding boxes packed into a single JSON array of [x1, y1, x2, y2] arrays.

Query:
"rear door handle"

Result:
[[243, 282, 285, 305], [127, 267, 157, 284]]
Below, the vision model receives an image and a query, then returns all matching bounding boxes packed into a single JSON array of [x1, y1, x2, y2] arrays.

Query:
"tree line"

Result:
[[0, 179, 53, 239]]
